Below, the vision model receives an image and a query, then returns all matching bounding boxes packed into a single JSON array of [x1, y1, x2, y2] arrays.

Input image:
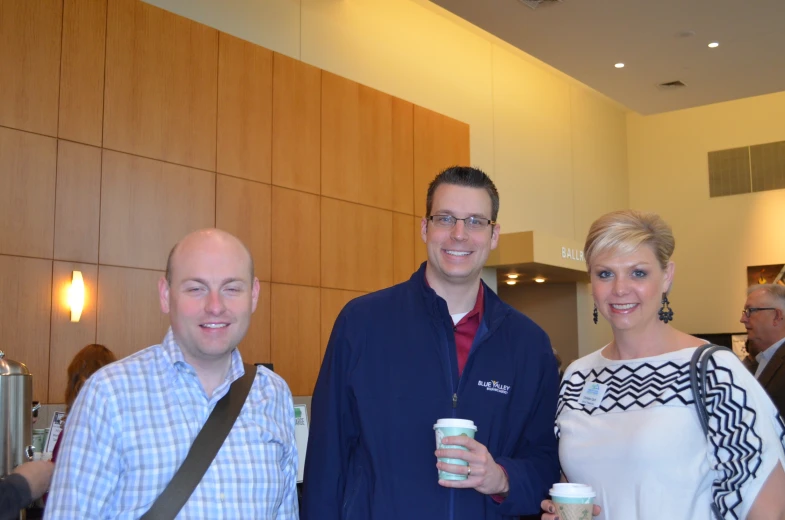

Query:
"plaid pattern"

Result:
[[45, 329, 299, 519]]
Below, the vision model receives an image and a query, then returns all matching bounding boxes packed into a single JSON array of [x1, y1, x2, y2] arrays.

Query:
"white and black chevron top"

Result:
[[556, 346, 785, 520]]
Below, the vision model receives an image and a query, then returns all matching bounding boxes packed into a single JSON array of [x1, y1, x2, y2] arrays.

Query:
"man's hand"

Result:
[[435, 436, 508, 495], [540, 499, 601, 519], [13, 460, 54, 500]]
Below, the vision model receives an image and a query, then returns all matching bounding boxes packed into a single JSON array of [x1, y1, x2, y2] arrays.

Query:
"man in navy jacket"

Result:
[[302, 166, 560, 519]]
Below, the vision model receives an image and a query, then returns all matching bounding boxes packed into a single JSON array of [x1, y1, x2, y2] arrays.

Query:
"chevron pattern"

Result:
[[556, 356, 784, 520], [703, 359, 763, 518], [557, 360, 696, 418]]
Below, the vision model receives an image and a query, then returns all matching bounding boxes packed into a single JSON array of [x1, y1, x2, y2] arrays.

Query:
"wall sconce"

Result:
[[68, 271, 85, 322]]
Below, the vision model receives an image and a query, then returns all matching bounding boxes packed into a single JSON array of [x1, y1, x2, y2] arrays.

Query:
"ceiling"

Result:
[[495, 262, 589, 286], [429, 0, 785, 114]]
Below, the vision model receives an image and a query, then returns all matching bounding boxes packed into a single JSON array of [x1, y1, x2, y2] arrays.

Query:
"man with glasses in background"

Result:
[[302, 166, 559, 520], [741, 284, 785, 416]]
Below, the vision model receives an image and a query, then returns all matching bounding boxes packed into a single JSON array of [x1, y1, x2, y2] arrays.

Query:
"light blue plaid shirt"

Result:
[[45, 329, 299, 519]]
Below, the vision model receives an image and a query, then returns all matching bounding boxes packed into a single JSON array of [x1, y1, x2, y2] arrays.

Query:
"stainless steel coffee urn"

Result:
[[0, 350, 33, 477]]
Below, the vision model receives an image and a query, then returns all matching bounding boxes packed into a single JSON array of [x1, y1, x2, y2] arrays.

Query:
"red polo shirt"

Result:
[[453, 284, 484, 377]]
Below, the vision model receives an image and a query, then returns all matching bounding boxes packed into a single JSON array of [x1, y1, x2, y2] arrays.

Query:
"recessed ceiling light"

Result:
[[505, 280, 517, 285], [507, 273, 519, 279], [534, 277, 546, 283], [614, 63, 625, 69], [708, 42, 719, 48]]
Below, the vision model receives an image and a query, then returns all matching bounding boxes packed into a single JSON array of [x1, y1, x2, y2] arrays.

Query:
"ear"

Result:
[[420, 216, 428, 243], [158, 276, 171, 314], [663, 261, 675, 293], [490, 222, 501, 251], [251, 277, 260, 313]]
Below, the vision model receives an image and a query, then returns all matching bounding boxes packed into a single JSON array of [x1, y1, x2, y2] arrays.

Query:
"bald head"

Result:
[[165, 229, 254, 286]]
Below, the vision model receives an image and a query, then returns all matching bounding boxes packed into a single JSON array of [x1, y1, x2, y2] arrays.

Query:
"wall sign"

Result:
[[561, 247, 585, 262]]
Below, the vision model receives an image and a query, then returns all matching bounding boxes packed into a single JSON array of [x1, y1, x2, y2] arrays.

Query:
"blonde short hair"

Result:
[[584, 210, 675, 271]]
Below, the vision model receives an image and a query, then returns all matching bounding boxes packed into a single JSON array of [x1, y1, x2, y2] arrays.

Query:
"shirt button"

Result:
[[219, 493, 225, 500]]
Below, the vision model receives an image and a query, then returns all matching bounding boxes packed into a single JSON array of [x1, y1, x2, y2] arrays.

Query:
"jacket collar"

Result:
[[757, 336, 785, 387], [411, 262, 508, 326]]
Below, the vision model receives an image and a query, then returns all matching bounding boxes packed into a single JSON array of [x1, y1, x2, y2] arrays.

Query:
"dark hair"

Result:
[[65, 344, 117, 414], [425, 166, 499, 221]]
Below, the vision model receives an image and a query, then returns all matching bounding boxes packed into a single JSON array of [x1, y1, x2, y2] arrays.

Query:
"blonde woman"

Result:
[[542, 210, 785, 520]]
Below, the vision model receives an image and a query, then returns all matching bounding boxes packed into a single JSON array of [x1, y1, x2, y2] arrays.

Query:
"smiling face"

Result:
[[421, 183, 500, 288], [158, 230, 259, 367], [590, 244, 673, 333]]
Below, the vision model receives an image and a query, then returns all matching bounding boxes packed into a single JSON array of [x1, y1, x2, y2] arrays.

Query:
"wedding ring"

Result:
[[467, 466, 471, 476]]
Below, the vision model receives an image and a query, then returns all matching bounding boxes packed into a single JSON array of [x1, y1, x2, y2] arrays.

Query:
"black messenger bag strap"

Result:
[[140, 363, 257, 520], [689, 343, 730, 520]]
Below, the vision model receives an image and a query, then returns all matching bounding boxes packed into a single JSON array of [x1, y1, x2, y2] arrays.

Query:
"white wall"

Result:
[[628, 91, 785, 335]]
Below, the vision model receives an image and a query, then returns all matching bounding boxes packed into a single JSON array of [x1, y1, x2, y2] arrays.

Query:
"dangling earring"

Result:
[[593, 304, 598, 324], [658, 293, 674, 323]]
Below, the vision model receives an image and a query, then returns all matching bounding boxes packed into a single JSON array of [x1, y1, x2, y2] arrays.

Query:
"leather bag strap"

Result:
[[140, 363, 257, 520], [688, 343, 729, 520]]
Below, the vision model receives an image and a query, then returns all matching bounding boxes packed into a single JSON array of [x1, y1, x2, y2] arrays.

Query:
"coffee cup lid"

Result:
[[433, 418, 477, 430], [549, 483, 596, 498]]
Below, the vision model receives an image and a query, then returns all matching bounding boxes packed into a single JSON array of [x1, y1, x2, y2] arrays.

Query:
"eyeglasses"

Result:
[[427, 215, 496, 231], [741, 307, 778, 318]]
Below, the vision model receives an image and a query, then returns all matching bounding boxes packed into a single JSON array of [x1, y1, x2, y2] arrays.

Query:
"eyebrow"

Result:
[[593, 262, 653, 270], [432, 210, 491, 219], [181, 277, 248, 286]]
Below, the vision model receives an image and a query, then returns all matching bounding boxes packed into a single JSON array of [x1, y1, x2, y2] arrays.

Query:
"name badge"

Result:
[[577, 381, 608, 408]]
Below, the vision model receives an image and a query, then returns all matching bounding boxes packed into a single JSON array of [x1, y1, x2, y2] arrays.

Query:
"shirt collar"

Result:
[[755, 336, 785, 365], [160, 327, 245, 385]]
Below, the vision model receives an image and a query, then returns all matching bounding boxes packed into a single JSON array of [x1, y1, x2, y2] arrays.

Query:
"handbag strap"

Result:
[[688, 343, 730, 520], [140, 363, 257, 520]]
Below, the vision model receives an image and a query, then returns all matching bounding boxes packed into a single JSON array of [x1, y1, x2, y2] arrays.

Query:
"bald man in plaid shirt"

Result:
[[46, 230, 298, 519]]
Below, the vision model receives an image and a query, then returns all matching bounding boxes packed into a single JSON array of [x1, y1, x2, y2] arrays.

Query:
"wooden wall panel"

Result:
[[54, 141, 102, 263], [392, 98, 414, 215], [393, 213, 415, 284], [321, 198, 393, 292], [100, 150, 216, 270], [96, 265, 170, 360], [272, 53, 321, 194], [272, 187, 320, 286], [322, 73, 394, 209], [103, 0, 217, 170], [215, 175, 272, 282], [48, 262, 99, 403], [320, 288, 364, 360], [413, 106, 471, 220], [59, 0, 107, 146], [0, 0, 62, 135], [217, 32, 272, 183], [271, 284, 320, 396], [0, 255, 53, 401], [240, 281, 271, 365], [414, 217, 427, 268], [0, 127, 57, 258]]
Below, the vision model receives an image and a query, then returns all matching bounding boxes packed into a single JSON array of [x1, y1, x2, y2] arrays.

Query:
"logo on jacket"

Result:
[[478, 379, 511, 395]]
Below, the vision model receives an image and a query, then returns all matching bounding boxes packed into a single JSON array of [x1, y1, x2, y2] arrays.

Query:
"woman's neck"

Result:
[[606, 321, 678, 360]]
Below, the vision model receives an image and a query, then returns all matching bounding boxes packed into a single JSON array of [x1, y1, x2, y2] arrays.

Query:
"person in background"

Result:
[[303, 166, 560, 519], [51, 344, 117, 462], [542, 210, 785, 520], [45, 229, 299, 519], [0, 461, 54, 520], [740, 284, 785, 417]]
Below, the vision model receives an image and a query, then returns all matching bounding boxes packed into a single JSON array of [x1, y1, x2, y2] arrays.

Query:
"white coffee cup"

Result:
[[549, 483, 596, 520], [434, 418, 477, 481]]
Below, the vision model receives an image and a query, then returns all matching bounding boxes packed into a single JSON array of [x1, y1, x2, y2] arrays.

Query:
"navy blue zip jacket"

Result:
[[302, 263, 560, 520]]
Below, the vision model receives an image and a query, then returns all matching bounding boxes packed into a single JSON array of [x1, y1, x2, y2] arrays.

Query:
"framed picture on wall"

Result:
[[747, 263, 785, 286]]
